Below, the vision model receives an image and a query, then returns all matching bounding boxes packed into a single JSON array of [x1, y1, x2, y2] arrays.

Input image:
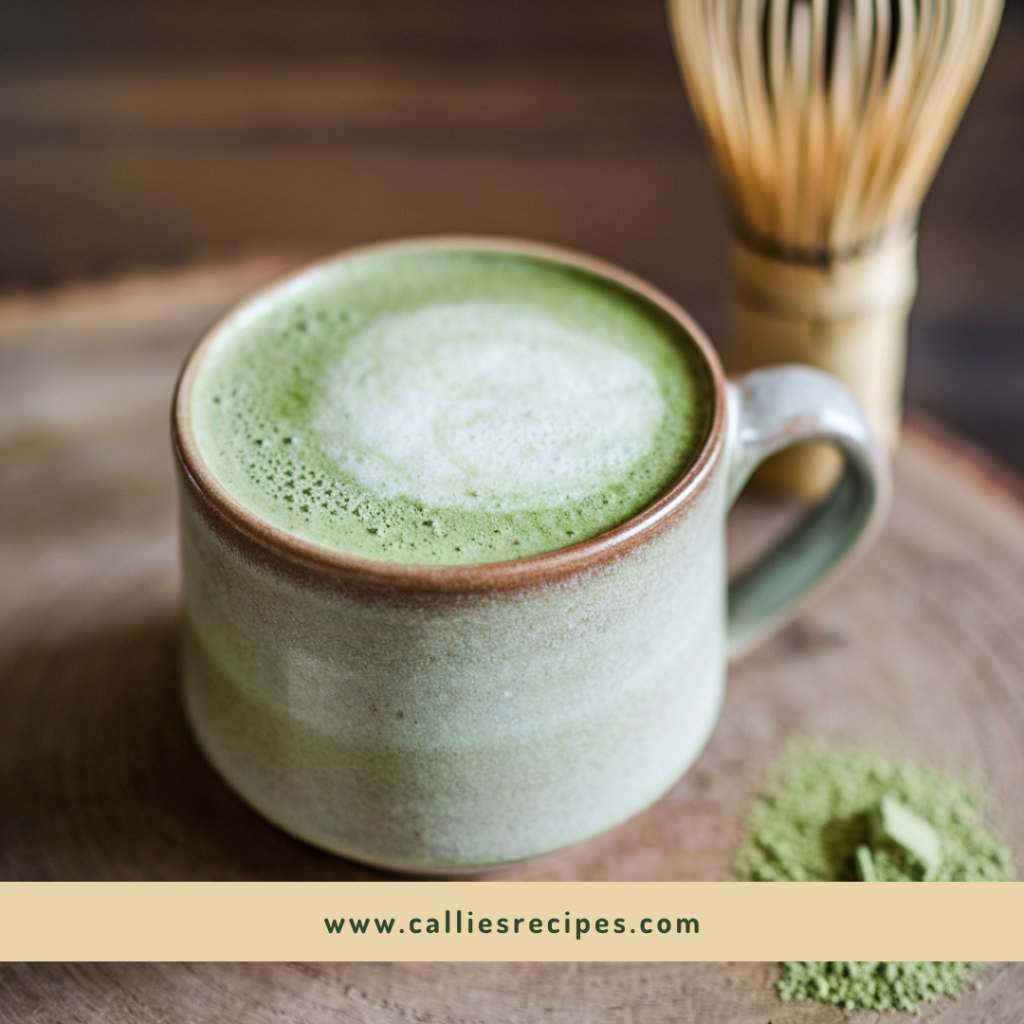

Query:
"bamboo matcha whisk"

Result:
[[670, 0, 1003, 495]]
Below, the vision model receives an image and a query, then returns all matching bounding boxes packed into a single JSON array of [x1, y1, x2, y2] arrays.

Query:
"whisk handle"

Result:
[[725, 365, 890, 658]]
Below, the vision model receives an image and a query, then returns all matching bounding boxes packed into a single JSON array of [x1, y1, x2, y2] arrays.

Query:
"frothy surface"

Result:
[[191, 248, 712, 565]]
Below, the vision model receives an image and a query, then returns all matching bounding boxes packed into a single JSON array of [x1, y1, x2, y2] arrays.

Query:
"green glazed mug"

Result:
[[172, 237, 889, 873]]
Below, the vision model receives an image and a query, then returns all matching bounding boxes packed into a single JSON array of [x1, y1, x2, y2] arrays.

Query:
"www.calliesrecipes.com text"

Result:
[[325, 910, 699, 941]]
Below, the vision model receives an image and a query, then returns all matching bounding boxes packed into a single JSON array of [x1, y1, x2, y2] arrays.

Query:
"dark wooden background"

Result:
[[0, 0, 1022, 467]]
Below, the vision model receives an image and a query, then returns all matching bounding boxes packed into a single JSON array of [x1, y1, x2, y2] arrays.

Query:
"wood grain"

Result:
[[0, 0, 1022, 469], [1, 962, 1022, 1023], [3, 257, 1024, 883], [1, 262, 1024, 1018]]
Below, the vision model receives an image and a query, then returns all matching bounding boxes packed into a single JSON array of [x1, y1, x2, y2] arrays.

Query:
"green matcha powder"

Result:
[[735, 739, 1016, 1013]]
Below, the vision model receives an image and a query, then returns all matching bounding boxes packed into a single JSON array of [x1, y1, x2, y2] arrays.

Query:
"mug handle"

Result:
[[725, 365, 891, 657]]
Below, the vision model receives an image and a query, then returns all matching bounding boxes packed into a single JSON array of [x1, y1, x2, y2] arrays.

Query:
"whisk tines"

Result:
[[672, 0, 1004, 264]]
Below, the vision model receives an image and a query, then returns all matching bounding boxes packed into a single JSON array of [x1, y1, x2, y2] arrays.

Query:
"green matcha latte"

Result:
[[191, 247, 713, 565]]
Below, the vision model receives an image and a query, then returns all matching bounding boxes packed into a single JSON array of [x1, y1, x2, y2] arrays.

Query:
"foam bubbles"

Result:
[[191, 249, 709, 564], [313, 302, 666, 513]]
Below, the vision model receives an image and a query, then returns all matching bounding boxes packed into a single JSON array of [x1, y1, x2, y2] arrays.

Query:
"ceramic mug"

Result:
[[172, 237, 889, 873]]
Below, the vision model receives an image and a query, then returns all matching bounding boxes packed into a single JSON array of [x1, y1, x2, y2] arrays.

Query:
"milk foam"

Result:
[[314, 302, 666, 512], [191, 249, 710, 565]]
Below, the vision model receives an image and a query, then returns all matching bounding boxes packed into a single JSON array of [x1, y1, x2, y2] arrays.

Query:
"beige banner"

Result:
[[3, 882, 1023, 961]]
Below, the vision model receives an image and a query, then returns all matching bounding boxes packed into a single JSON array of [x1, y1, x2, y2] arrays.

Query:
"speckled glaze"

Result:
[[173, 237, 889, 872]]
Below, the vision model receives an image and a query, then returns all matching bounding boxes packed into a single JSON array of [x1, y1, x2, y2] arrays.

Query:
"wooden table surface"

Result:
[[2, 260, 1024, 1019], [2, 962, 1023, 1024]]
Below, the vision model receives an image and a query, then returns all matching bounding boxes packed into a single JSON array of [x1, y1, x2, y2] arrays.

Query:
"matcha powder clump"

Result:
[[777, 961, 978, 1014], [735, 738, 1016, 1013], [736, 738, 1015, 883]]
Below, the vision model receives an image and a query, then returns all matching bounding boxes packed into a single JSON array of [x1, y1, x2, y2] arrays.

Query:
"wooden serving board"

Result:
[[2, 260, 1023, 1021]]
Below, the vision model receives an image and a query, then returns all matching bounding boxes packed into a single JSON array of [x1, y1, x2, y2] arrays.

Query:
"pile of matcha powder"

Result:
[[735, 738, 1016, 1013]]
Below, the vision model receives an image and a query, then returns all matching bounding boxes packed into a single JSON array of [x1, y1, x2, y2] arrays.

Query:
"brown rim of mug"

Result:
[[171, 235, 728, 594]]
